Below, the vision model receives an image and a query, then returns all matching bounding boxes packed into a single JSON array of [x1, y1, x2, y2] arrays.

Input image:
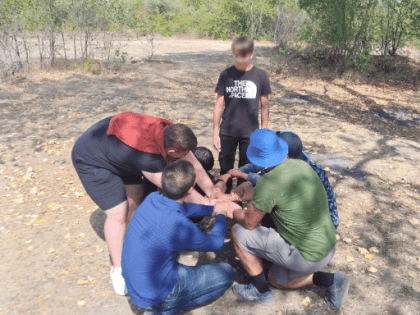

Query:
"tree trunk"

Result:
[[12, 33, 23, 70], [50, 28, 55, 67], [61, 30, 67, 65]]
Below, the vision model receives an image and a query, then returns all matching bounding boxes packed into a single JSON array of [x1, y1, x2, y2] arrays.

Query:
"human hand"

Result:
[[212, 202, 242, 219], [214, 173, 231, 184], [210, 186, 224, 199], [228, 169, 247, 179], [213, 134, 221, 152], [231, 182, 254, 202], [214, 180, 227, 193]]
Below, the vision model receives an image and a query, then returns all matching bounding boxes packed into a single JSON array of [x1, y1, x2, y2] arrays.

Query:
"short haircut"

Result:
[[164, 124, 197, 152], [232, 36, 254, 56], [161, 160, 196, 200], [276, 131, 303, 159], [193, 147, 214, 171]]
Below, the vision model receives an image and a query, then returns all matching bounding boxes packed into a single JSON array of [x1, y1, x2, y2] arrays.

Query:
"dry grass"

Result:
[[270, 43, 420, 120]]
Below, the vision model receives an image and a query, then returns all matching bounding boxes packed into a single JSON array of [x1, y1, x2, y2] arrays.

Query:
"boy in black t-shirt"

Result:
[[213, 36, 271, 192]]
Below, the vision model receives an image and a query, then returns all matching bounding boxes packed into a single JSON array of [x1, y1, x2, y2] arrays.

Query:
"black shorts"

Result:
[[72, 155, 143, 211]]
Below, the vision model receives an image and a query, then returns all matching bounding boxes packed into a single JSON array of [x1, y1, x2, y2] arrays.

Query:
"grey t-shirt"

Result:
[[215, 66, 271, 137]]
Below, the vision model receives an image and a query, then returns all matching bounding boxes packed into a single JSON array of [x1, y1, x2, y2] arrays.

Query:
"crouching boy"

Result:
[[122, 160, 236, 315]]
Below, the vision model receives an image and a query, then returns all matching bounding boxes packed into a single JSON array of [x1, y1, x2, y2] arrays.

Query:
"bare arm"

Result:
[[182, 151, 215, 198], [233, 201, 266, 230], [142, 170, 163, 187], [261, 94, 269, 129], [213, 93, 224, 152]]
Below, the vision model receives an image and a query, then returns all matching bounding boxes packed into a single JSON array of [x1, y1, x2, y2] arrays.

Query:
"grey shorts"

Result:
[[234, 224, 336, 285]]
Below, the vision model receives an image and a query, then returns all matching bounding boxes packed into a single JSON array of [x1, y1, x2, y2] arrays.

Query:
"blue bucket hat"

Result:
[[246, 129, 289, 168]]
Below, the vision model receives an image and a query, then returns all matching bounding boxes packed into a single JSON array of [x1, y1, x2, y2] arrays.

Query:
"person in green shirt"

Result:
[[230, 128, 350, 310]]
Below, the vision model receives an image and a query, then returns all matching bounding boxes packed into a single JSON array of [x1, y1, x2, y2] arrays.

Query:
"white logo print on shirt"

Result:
[[226, 80, 257, 99]]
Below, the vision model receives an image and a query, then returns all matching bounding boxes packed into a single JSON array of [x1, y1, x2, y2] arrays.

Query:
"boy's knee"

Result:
[[218, 262, 235, 286]]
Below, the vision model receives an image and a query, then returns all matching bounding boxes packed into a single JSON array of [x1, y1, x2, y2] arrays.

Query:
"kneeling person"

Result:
[[231, 129, 350, 309], [122, 160, 235, 315]]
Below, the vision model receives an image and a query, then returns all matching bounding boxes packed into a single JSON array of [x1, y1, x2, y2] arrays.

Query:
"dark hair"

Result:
[[232, 36, 254, 56], [276, 131, 303, 159], [164, 124, 197, 152], [193, 147, 214, 171], [162, 160, 196, 200]]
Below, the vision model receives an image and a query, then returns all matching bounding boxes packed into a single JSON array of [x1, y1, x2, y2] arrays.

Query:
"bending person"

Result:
[[71, 112, 223, 295]]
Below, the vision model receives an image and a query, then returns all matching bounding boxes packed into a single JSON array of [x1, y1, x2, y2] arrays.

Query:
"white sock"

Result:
[[113, 267, 122, 274]]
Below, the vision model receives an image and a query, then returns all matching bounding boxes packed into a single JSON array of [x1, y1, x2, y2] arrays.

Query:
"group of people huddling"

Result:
[[71, 36, 350, 315]]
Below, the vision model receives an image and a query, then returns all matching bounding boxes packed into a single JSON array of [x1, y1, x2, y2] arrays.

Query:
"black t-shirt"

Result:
[[73, 116, 167, 176], [215, 66, 271, 137]]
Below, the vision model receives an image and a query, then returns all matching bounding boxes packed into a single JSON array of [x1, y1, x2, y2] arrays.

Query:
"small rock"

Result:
[[343, 238, 352, 244]]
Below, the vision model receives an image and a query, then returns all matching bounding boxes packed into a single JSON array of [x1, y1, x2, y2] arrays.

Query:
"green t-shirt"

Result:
[[252, 159, 337, 262]]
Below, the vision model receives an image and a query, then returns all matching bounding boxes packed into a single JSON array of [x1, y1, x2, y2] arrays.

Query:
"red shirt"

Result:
[[107, 112, 172, 157]]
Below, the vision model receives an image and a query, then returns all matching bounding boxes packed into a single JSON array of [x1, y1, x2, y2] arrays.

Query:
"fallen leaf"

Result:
[[353, 235, 360, 239], [77, 278, 89, 285], [48, 248, 55, 253], [382, 264, 388, 269], [366, 266, 377, 273], [409, 218, 419, 226], [61, 270, 69, 275], [88, 276, 96, 284], [47, 203, 58, 211], [324, 167, 330, 172], [25, 240, 32, 244], [39, 305, 47, 311], [369, 247, 379, 253], [365, 254, 373, 260], [33, 219, 46, 224], [395, 162, 400, 165], [30, 187, 38, 194], [101, 290, 112, 297], [335, 234, 341, 241], [343, 238, 352, 244], [11, 143, 15, 147], [24, 219, 36, 225], [27, 245, 35, 251], [96, 248, 104, 254], [301, 296, 311, 306], [346, 256, 355, 262], [357, 247, 369, 255], [38, 168, 43, 171], [13, 197, 23, 203], [77, 300, 86, 306], [64, 232, 71, 239], [75, 192, 84, 198]]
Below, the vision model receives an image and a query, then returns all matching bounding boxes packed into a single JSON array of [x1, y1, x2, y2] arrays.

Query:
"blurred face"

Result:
[[166, 149, 190, 161], [232, 49, 253, 71]]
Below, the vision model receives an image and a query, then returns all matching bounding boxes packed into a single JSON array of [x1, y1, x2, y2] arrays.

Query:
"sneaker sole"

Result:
[[232, 286, 274, 305], [326, 275, 352, 310], [339, 275, 352, 308]]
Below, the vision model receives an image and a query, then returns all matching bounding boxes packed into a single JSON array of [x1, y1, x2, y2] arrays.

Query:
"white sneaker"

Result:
[[110, 267, 128, 296]]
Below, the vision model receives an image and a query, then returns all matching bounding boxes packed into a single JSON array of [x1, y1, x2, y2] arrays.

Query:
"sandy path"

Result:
[[1, 37, 420, 315]]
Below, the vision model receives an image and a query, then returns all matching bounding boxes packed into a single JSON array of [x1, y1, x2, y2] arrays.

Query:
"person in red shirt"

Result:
[[72, 112, 225, 295]]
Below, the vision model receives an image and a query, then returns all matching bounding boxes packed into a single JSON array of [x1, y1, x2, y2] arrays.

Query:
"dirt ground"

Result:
[[1, 36, 420, 315]]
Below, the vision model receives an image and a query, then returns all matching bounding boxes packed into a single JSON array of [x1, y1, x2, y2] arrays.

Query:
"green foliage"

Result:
[[85, 57, 93, 70]]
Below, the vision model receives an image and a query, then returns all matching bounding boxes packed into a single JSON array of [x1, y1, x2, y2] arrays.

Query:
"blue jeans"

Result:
[[151, 263, 235, 315]]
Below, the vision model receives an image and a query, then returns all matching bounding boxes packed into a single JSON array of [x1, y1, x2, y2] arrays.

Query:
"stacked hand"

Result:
[[212, 201, 242, 219], [231, 182, 254, 202]]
